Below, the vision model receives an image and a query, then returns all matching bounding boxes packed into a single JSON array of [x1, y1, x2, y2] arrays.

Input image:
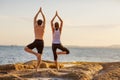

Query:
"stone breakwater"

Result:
[[0, 60, 120, 80]]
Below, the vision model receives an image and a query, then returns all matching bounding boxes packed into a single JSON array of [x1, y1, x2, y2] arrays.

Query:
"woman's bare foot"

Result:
[[57, 66, 59, 71], [57, 51, 67, 55]]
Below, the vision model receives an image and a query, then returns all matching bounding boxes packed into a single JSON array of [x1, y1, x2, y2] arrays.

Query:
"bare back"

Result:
[[34, 23, 44, 40]]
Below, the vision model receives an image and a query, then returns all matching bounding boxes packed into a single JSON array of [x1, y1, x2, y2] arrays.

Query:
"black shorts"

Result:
[[52, 44, 69, 60], [27, 39, 44, 54]]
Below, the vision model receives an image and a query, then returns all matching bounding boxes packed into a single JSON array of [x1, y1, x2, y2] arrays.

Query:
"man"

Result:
[[24, 7, 45, 71], [51, 11, 70, 70]]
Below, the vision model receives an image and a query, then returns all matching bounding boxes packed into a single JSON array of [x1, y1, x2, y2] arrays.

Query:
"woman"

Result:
[[51, 11, 70, 70]]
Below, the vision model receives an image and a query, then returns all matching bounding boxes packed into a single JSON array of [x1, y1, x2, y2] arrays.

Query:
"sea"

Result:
[[0, 46, 120, 65]]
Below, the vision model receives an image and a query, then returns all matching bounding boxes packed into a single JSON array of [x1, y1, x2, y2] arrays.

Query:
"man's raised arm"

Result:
[[34, 8, 41, 25], [40, 8, 46, 27]]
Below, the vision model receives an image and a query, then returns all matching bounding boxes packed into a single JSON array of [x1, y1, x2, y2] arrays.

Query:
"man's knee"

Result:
[[24, 47, 29, 52]]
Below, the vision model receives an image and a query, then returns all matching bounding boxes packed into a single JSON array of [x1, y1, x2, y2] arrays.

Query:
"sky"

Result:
[[0, 0, 120, 47]]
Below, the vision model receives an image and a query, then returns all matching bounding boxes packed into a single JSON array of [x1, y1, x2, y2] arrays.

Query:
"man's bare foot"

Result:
[[34, 53, 41, 72], [35, 68, 38, 72]]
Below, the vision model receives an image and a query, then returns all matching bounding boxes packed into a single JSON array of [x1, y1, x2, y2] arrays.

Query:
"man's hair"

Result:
[[37, 19, 42, 25]]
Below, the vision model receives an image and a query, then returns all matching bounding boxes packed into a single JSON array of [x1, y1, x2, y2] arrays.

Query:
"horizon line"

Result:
[[0, 44, 120, 48]]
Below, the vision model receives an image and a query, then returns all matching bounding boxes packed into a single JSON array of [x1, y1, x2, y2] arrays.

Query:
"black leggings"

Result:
[[52, 44, 69, 61]]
